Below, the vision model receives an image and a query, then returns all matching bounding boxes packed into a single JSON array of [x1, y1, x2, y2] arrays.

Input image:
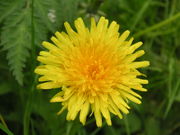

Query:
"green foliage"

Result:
[[0, 0, 21, 23], [34, 0, 56, 32], [1, 7, 31, 85], [0, 0, 78, 85], [0, 0, 180, 135], [145, 117, 160, 135], [54, 0, 80, 24], [0, 123, 14, 135]]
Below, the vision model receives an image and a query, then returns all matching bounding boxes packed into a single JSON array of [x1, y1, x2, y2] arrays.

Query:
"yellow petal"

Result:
[[38, 76, 48, 82], [42, 41, 58, 50], [90, 17, 97, 33], [131, 85, 148, 92], [57, 103, 67, 115], [51, 36, 61, 47], [110, 93, 129, 114], [99, 100, 112, 126], [130, 61, 150, 68], [108, 99, 123, 119], [94, 98, 102, 127], [118, 30, 130, 45], [117, 84, 142, 99], [120, 91, 142, 104], [64, 22, 77, 37], [124, 50, 145, 63], [34, 66, 46, 75], [37, 82, 61, 89], [128, 41, 143, 54], [75, 18, 86, 35], [80, 101, 90, 125], [37, 56, 61, 65], [107, 21, 119, 37], [50, 91, 64, 102]]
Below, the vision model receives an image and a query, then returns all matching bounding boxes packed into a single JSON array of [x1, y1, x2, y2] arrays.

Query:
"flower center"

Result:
[[85, 60, 104, 80]]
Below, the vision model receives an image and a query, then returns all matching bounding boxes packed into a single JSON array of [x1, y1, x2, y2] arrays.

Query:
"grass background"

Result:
[[0, 0, 180, 135]]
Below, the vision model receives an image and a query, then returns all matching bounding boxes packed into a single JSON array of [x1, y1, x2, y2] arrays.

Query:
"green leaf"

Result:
[[34, 0, 56, 32], [0, 123, 14, 135], [1, 8, 31, 85], [0, 0, 22, 23], [33, 16, 48, 47], [33, 0, 80, 46]]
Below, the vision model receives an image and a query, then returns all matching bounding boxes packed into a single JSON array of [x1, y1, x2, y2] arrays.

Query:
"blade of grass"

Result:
[[0, 123, 14, 135], [130, 0, 152, 31], [0, 114, 7, 128], [134, 12, 180, 37], [169, 0, 177, 16], [164, 79, 180, 118], [164, 57, 180, 118], [66, 122, 73, 135]]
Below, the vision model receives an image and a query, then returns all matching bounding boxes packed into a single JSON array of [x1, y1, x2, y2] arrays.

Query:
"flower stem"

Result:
[[23, 0, 36, 134]]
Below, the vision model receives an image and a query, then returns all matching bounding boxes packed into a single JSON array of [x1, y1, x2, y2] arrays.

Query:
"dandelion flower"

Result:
[[35, 17, 149, 127]]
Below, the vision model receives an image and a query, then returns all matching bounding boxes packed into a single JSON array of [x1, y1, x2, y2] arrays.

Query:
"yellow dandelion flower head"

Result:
[[35, 17, 150, 127]]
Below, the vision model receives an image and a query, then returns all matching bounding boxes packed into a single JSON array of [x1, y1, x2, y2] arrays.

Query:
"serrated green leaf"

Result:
[[33, 0, 80, 46], [0, 0, 22, 23], [34, 0, 56, 32], [33, 16, 48, 47], [1, 8, 31, 85]]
